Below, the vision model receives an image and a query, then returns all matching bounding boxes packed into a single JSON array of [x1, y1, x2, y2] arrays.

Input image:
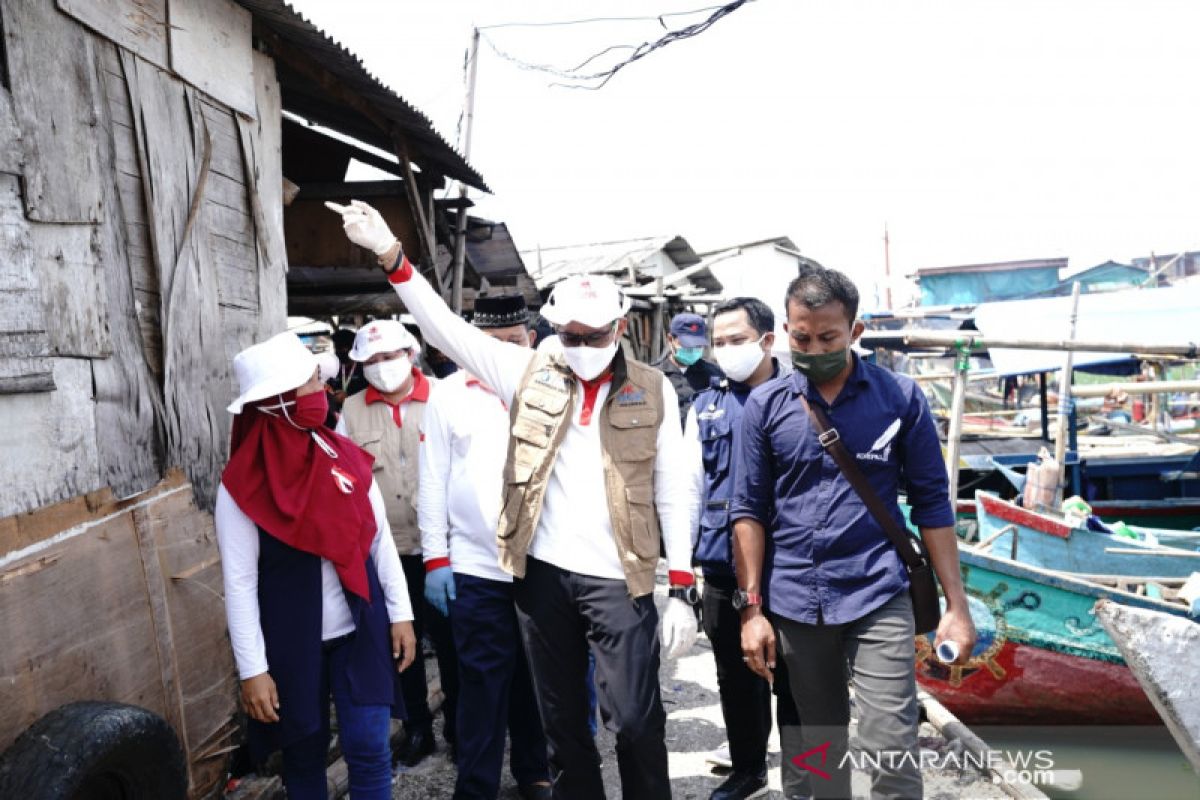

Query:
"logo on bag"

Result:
[[331, 465, 357, 494], [857, 418, 901, 462]]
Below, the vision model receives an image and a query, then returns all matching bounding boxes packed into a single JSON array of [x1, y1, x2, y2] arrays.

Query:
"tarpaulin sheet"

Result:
[[972, 284, 1200, 377]]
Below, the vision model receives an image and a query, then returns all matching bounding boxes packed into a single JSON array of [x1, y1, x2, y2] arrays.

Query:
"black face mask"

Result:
[[791, 348, 849, 383]]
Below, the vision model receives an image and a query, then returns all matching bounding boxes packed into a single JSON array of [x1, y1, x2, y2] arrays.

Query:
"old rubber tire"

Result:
[[0, 702, 187, 799]]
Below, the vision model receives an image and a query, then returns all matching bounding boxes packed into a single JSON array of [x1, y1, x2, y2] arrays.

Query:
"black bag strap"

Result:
[[798, 396, 930, 571]]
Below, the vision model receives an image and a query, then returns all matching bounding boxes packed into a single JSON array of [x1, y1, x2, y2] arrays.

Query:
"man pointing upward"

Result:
[[328, 200, 699, 800]]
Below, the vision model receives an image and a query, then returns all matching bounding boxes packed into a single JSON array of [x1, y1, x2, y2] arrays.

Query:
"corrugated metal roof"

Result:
[[236, 0, 488, 192], [522, 236, 704, 290], [464, 220, 528, 280]]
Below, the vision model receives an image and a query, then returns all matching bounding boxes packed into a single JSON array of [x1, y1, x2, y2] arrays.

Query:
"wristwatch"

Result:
[[731, 589, 763, 611], [668, 585, 700, 605]]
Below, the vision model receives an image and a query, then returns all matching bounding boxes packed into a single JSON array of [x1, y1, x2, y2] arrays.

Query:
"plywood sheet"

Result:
[[90, 41, 166, 500], [33, 224, 112, 357], [57, 0, 168, 69], [1, 0, 104, 222], [168, 0, 255, 119], [121, 51, 227, 511], [237, 51, 287, 338], [0, 488, 173, 755]]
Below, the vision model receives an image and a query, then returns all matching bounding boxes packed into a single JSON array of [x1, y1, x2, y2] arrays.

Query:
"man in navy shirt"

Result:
[[732, 265, 975, 799]]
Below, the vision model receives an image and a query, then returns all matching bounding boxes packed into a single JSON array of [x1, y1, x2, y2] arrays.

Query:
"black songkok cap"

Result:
[[472, 295, 529, 328]]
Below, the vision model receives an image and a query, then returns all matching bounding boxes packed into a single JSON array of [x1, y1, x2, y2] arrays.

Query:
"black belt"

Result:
[[322, 632, 355, 651]]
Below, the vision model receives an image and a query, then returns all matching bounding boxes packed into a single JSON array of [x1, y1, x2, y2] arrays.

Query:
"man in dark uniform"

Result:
[[655, 312, 723, 427]]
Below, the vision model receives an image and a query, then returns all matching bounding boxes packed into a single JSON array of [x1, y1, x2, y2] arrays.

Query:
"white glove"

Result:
[[660, 596, 698, 660], [325, 199, 397, 255]]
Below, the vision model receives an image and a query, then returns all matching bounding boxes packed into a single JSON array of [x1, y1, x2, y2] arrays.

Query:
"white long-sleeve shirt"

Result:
[[418, 371, 512, 581], [215, 480, 412, 680], [390, 270, 697, 581]]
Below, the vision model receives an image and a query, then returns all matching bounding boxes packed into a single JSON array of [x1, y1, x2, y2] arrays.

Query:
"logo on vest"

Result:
[[857, 418, 901, 462], [615, 384, 647, 406], [534, 369, 567, 391], [698, 406, 726, 420], [331, 465, 357, 494]]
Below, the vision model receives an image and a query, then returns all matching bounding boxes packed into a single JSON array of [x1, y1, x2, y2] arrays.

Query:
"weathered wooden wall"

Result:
[[0, 1, 290, 793], [0, 0, 289, 516]]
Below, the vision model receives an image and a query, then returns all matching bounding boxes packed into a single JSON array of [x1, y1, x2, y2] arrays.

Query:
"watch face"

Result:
[[732, 590, 747, 610]]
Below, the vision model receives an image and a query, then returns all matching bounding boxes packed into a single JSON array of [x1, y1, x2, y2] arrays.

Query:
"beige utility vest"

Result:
[[341, 390, 427, 554], [496, 349, 665, 597]]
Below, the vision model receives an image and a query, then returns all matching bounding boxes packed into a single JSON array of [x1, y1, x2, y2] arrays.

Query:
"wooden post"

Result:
[[650, 277, 665, 362], [1053, 282, 1082, 507], [450, 28, 480, 314], [944, 342, 971, 502], [1038, 372, 1050, 442]]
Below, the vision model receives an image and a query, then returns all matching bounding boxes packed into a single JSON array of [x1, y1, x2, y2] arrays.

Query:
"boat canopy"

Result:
[[972, 284, 1200, 377]]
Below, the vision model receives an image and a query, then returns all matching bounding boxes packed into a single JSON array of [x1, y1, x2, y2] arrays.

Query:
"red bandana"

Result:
[[222, 392, 378, 600]]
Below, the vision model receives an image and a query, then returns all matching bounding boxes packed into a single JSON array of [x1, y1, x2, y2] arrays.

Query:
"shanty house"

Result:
[[0, 1, 483, 796]]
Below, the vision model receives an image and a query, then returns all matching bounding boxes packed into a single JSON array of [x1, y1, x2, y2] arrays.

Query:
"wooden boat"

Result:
[[915, 547, 1198, 724], [957, 496, 1200, 533], [973, 491, 1200, 577], [1094, 600, 1200, 773]]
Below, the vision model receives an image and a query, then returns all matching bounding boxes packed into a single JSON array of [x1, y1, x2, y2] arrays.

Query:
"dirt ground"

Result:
[[390, 592, 1011, 800]]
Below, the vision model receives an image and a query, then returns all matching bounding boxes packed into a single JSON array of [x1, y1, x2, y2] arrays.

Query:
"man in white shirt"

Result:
[[329, 200, 700, 800], [420, 295, 551, 800]]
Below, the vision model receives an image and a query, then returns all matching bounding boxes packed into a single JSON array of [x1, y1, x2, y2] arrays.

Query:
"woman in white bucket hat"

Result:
[[216, 331, 417, 800]]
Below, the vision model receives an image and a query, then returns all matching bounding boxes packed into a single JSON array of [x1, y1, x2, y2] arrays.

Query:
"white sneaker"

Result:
[[705, 742, 733, 769]]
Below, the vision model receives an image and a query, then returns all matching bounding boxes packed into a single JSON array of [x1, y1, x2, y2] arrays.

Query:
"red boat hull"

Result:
[[917, 639, 1158, 725]]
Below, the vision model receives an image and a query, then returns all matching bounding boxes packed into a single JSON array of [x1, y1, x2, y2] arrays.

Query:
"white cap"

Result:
[[228, 332, 317, 414], [348, 319, 420, 362], [540, 274, 631, 329]]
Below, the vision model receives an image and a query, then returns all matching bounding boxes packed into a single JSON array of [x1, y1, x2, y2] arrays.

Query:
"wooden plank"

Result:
[[90, 40, 165, 499], [0, 86, 22, 174], [1, 0, 104, 222], [0, 358, 101, 517], [242, 51, 288, 337], [131, 500, 192, 789], [168, 0, 255, 119], [0, 357, 54, 394], [32, 224, 112, 357], [0, 174, 52, 382], [57, 0, 167, 69], [144, 484, 237, 797]]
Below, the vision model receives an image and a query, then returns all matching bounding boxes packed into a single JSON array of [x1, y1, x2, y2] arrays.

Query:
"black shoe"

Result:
[[709, 768, 768, 800], [517, 782, 553, 800], [392, 727, 436, 769]]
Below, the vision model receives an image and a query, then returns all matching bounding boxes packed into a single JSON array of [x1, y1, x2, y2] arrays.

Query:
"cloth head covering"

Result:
[[472, 294, 530, 328]]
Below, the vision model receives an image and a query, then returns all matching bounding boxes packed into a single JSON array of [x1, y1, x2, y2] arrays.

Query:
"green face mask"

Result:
[[675, 346, 704, 367], [791, 348, 849, 384]]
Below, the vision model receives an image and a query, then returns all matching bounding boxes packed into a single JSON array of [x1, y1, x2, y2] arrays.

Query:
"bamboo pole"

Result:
[[861, 330, 1199, 357], [1053, 283, 1082, 507], [944, 343, 971, 501], [1071, 379, 1200, 398], [450, 28, 481, 314]]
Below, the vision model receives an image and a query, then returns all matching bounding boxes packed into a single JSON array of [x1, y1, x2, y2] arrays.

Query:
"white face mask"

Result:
[[713, 335, 767, 383], [562, 341, 618, 381], [364, 355, 411, 393]]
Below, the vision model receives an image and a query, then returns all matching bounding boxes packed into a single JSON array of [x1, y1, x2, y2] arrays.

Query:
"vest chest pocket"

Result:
[[352, 429, 386, 472], [607, 407, 659, 463], [511, 385, 571, 448], [699, 416, 733, 476], [623, 484, 661, 558]]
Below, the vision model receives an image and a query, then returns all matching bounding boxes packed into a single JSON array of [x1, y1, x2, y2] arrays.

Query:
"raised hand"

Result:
[[325, 199, 398, 255]]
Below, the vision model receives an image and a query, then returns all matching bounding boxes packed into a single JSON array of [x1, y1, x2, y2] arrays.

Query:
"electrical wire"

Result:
[[479, 0, 754, 90], [477, 5, 728, 31]]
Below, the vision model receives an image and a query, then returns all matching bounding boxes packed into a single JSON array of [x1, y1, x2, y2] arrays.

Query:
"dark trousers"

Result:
[[399, 555, 459, 740], [513, 557, 669, 800], [774, 591, 920, 800], [703, 573, 810, 797], [281, 636, 391, 800], [450, 573, 549, 799]]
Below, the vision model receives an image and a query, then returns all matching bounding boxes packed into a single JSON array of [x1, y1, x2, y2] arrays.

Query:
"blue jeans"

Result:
[[281, 635, 393, 800]]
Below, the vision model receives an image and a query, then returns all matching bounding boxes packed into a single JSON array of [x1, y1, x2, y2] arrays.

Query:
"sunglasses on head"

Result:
[[555, 322, 617, 348]]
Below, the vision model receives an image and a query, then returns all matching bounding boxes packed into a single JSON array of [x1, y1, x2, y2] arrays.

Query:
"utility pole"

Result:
[[450, 27, 480, 313]]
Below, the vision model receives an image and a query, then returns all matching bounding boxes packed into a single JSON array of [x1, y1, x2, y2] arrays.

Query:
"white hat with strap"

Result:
[[227, 332, 317, 414], [540, 273, 631, 329], [349, 319, 420, 362]]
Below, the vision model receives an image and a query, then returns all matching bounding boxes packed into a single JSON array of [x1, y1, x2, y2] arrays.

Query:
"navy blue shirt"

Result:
[[731, 354, 954, 625]]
